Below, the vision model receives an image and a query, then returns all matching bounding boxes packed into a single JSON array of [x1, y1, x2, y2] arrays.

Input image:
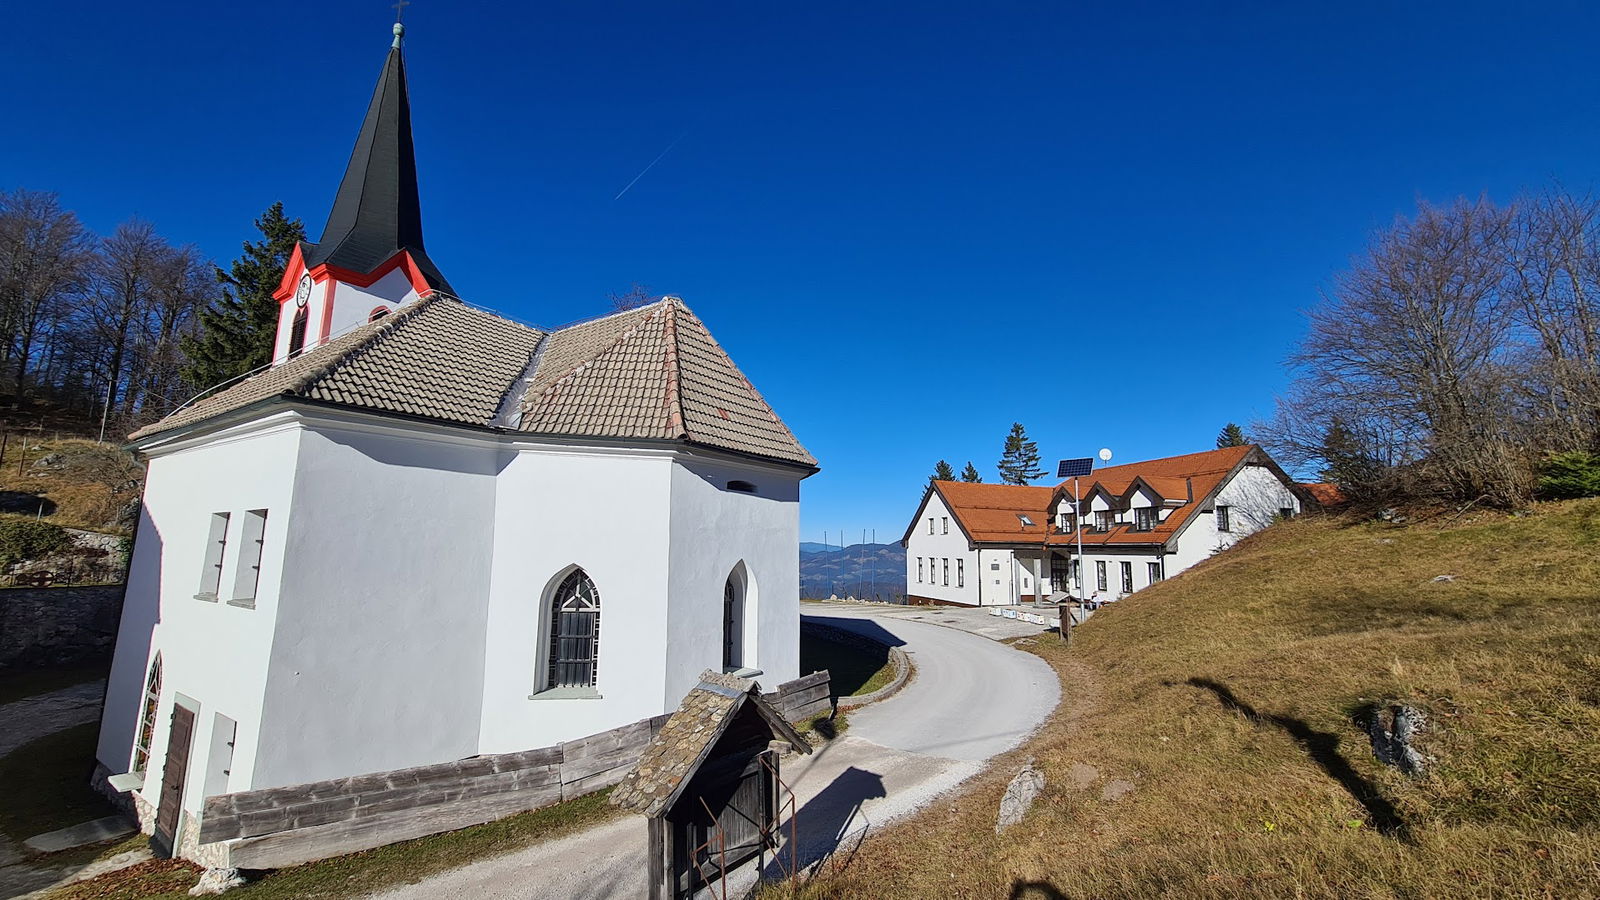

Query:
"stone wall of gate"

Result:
[[191, 671, 831, 870]]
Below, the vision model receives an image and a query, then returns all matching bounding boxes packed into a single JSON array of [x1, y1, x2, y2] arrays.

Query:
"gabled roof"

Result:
[[518, 298, 815, 467], [903, 481, 1055, 546], [610, 671, 810, 818], [1301, 482, 1348, 507], [132, 298, 816, 469], [301, 41, 452, 294]]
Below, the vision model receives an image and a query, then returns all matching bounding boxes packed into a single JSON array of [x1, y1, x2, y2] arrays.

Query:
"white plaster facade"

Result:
[[904, 455, 1303, 607], [97, 407, 804, 841]]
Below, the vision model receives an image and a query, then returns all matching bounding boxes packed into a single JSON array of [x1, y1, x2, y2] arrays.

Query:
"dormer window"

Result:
[[1093, 510, 1115, 533], [1134, 507, 1159, 532]]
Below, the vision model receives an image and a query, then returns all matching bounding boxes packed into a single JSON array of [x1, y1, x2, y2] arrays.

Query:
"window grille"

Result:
[[131, 655, 162, 774], [547, 569, 601, 689], [1216, 505, 1232, 532]]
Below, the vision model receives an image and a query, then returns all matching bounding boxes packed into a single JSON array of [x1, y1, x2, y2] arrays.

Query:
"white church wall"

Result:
[[477, 444, 676, 754], [271, 277, 333, 364], [97, 416, 303, 817], [665, 455, 802, 705], [252, 416, 498, 789]]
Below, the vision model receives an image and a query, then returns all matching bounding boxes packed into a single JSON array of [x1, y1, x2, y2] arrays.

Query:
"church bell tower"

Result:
[[271, 21, 453, 362]]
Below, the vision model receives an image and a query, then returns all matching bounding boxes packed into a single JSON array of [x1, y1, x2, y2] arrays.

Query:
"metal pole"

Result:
[[98, 382, 113, 444], [1070, 475, 1085, 644]]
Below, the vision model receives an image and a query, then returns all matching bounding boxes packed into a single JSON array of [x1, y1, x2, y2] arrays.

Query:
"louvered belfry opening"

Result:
[[548, 569, 601, 689]]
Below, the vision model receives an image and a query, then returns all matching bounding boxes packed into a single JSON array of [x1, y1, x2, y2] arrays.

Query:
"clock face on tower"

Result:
[[295, 275, 313, 307]]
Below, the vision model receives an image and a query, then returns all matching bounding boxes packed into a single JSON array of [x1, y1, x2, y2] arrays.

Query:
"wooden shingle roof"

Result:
[[610, 670, 810, 818]]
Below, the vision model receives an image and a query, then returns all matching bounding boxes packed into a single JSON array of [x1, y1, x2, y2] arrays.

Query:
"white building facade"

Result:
[[903, 446, 1305, 607], [96, 27, 815, 860]]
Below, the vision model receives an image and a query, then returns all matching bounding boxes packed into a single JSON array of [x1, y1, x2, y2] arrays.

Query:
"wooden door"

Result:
[[154, 703, 196, 853], [674, 752, 776, 896]]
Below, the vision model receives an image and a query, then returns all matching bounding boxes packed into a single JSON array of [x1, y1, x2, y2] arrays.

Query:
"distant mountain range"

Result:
[[799, 542, 905, 602]]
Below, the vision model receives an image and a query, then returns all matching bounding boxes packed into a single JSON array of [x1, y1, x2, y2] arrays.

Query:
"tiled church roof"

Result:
[[132, 297, 816, 469]]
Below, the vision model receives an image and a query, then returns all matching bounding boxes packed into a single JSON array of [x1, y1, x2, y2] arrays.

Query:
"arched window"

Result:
[[368, 306, 389, 323], [547, 569, 600, 689], [723, 570, 744, 670], [131, 654, 162, 773], [287, 306, 309, 357]]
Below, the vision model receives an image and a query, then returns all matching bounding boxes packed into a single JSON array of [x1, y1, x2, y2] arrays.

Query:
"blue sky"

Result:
[[6, 2, 1599, 543]]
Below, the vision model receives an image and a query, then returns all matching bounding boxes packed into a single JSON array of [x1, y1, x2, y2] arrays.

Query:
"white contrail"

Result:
[[613, 132, 688, 201]]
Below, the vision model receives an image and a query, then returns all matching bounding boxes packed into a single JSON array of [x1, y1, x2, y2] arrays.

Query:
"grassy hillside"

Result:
[[778, 501, 1600, 898], [0, 438, 142, 534]]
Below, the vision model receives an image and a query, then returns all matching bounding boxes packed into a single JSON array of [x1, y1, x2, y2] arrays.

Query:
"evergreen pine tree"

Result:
[[960, 461, 983, 483], [1216, 422, 1249, 448], [180, 203, 306, 391], [930, 459, 955, 484], [997, 422, 1045, 484]]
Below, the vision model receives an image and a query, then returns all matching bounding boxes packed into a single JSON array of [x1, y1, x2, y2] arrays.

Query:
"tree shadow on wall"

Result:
[[1183, 677, 1409, 839]]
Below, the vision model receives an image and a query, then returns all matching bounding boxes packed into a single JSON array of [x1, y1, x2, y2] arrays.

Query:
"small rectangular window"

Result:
[[928, 517, 934, 535], [1217, 505, 1232, 532], [198, 512, 230, 599], [917, 558, 924, 583], [231, 509, 268, 606], [991, 562, 1000, 571], [1121, 561, 1133, 593], [1148, 562, 1162, 584], [957, 559, 964, 587], [942, 558, 949, 586], [941, 516, 949, 534], [1096, 561, 1107, 591], [1094, 510, 1115, 533], [1279, 506, 1294, 520], [1134, 507, 1158, 532]]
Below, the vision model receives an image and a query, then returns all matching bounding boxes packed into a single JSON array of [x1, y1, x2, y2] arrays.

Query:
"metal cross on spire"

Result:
[[391, 0, 410, 47]]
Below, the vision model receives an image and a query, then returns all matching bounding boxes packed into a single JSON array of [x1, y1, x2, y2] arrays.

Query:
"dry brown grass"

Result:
[[0, 438, 142, 533], [769, 501, 1600, 899]]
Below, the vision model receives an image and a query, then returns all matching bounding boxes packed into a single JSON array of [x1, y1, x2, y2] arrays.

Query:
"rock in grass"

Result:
[[189, 867, 246, 895], [996, 759, 1047, 833]]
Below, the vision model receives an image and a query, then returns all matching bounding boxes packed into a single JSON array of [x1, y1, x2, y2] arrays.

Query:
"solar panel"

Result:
[[1056, 458, 1094, 478]]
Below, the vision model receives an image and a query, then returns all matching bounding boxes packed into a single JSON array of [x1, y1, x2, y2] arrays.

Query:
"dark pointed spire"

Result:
[[302, 26, 453, 294]]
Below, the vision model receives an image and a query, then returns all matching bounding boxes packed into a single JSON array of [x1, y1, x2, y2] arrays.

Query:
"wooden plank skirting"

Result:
[[197, 673, 830, 870]]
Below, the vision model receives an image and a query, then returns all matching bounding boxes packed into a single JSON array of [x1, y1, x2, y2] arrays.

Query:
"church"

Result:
[[93, 21, 815, 859]]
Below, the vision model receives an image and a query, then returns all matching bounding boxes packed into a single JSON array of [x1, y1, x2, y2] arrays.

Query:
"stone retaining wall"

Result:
[[0, 583, 125, 670], [182, 670, 831, 870], [800, 620, 912, 710]]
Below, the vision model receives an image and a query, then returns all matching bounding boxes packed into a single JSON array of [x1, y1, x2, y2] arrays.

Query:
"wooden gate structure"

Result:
[[612, 670, 811, 900]]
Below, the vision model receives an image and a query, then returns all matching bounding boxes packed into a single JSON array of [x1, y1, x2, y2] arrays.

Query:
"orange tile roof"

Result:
[[921, 481, 1054, 544], [920, 445, 1273, 549], [1301, 482, 1348, 507]]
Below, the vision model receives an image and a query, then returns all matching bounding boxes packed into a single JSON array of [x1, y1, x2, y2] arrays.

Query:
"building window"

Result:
[[546, 569, 601, 689], [1096, 561, 1107, 591], [723, 573, 744, 670], [1018, 514, 1035, 527], [957, 559, 964, 587], [1134, 507, 1158, 532], [368, 306, 389, 323], [230, 509, 267, 606], [942, 558, 949, 586], [1121, 561, 1133, 593], [287, 306, 309, 357], [917, 558, 924, 583], [1279, 506, 1294, 520], [198, 512, 230, 599], [1216, 505, 1232, 532], [1058, 513, 1070, 531], [1148, 562, 1162, 584], [1051, 556, 1071, 592], [941, 516, 949, 534], [990, 562, 1000, 571], [130, 654, 162, 774], [1093, 510, 1115, 533], [928, 518, 934, 535]]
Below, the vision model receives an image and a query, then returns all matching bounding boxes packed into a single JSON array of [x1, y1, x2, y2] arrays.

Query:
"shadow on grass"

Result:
[[1184, 678, 1409, 839], [1010, 880, 1067, 899]]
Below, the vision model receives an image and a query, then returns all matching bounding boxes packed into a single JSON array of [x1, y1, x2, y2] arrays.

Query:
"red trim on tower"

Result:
[[318, 280, 339, 345], [275, 248, 435, 304]]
